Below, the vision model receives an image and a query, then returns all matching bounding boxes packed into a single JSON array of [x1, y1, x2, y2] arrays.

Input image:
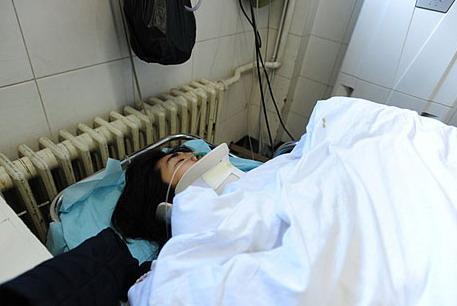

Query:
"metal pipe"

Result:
[[272, 0, 289, 61], [220, 61, 281, 90], [275, 0, 295, 62], [121, 134, 202, 168]]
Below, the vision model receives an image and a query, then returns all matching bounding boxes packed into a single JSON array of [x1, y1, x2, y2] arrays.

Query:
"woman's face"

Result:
[[157, 151, 198, 186]]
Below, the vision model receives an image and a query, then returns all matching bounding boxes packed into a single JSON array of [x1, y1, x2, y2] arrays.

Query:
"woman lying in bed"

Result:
[[112, 143, 257, 247]]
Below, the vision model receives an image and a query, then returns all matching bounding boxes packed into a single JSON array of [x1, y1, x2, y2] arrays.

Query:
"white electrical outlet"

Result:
[[416, 0, 455, 13]]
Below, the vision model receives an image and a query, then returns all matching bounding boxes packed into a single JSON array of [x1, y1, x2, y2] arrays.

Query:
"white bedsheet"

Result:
[[129, 97, 457, 306]]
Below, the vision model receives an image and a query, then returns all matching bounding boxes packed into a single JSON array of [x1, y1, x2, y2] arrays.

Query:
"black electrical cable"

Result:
[[247, 0, 295, 141], [239, 0, 262, 45], [239, 0, 296, 149], [257, 44, 295, 140], [255, 39, 275, 150], [239, 0, 274, 150]]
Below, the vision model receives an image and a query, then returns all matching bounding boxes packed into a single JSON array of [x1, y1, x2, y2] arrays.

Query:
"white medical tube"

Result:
[[164, 155, 193, 238]]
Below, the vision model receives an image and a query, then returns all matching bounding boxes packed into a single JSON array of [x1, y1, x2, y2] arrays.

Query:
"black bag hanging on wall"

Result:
[[123, 0, 196, 65]]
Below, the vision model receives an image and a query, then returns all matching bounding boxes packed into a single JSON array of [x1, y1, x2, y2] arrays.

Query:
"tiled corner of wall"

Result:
[[343, 0, 365, 44], [260, 28, 278, 61], [277, 34, 302, 79], [300, 35, 340, 85], [311, 0, 358, 43], [283, 111, 307, 142], [0, 82, 50, 159], [0, 1, 33, 88], [290, 0, 317, 36], [247, 104, 281, 141], [291, 77, 327, 117], [353, 80, 390, 105]]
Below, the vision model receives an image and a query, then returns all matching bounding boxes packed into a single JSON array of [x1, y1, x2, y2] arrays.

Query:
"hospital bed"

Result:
[[47, 134, 294, 262]]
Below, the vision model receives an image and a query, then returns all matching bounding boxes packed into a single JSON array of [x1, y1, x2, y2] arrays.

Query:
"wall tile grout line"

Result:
[[0, 78, 35, 91], [11, 0, 52, 135], [35, 57, 131, 81], [196, 28, 261, 43], [341, 72, 453, 108]]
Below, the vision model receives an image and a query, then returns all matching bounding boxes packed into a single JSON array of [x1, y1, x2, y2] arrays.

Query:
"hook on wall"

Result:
[[185, 0, 203, 12]]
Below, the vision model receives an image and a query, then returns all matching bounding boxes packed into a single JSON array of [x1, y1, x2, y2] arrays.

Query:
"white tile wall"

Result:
[[387, 90, 427, 113], [136, 58, 193, 99], [268, 0, 287, 30], [193, 32, 254, 81], [312, 0, 358, 42], [217, 109, 248, 144], [449, 109, 457, 127], [249, 73, 289, 113], [0, 1, 33, 87], [353, 79, 390, 104], [235, 2, 276, 35], [277, 34, 302, 79], [221, 74, 252, 122], [14, 0, 127, 77], [196, 0, 242, 41], [327, 44, 348, 88], [260, 28, 278, 61], [0, 0, 284, 157], [269, 75, 290, 111], [0, 81, 50, 159], [343, 0, 365, 44], [265, 0, 367, 141], [291, 77, 327, 117], [38, 59, 133, 134], [290, 0, 319, 36], [387, 91, 452, 122], [247, 104, 280, 140], [426, 103, 452, 122], [284, 111, 307, 140], [300, 35, 340, 84]]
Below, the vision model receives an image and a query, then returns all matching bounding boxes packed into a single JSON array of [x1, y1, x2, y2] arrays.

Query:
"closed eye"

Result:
[[166, 153, 179, 164]]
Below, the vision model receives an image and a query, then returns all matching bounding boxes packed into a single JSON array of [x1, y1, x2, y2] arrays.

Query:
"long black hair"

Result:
[[111, 146, 193, 246]]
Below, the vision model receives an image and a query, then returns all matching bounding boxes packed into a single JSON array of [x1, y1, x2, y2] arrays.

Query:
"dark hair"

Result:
[[111, 146, 193, 246]]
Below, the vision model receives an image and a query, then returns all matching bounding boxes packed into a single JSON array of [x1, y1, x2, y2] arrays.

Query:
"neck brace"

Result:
[[156, 143, 244, 223], [175, 143, 244, 195]]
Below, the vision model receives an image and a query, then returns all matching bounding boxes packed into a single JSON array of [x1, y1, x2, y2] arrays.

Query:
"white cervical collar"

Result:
[[156, 143, 244, 223], [175, 143, 244, 195]]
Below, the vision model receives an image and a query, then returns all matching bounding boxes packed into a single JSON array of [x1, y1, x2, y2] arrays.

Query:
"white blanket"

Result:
[[129, 97, 457, 306]]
